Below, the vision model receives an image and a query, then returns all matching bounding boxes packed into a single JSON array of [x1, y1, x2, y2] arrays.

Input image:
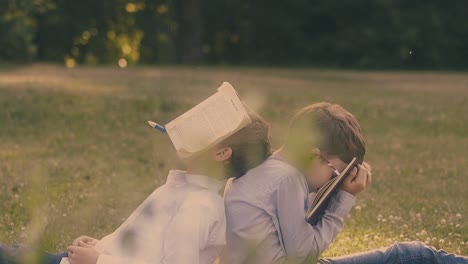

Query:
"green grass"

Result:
[[0, 64, 467, 256]]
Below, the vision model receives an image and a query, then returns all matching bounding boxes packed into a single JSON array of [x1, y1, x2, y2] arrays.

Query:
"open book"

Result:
[[165, 82, 252, 159], [306, 157, 358, 225]]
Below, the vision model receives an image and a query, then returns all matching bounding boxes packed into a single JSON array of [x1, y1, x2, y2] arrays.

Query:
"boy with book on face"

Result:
[[62, 113, 271, 264], [222, 102, 467, 264], [0, 84, 272, 264]]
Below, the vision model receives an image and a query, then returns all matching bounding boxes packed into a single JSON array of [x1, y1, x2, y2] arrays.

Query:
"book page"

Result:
[[310, 179, 334, 209], [165, 82, 251, 157]]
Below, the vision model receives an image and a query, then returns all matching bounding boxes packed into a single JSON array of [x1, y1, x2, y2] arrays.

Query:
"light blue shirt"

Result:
[[222, 154, 355, 264]]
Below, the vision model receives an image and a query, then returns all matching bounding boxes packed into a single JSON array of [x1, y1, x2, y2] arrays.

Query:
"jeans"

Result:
[[319, 242, 468, 264], [0, 244, 67, 264]]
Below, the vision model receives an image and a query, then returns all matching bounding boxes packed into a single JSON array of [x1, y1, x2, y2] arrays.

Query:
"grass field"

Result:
[[0, 64, 467, 257]]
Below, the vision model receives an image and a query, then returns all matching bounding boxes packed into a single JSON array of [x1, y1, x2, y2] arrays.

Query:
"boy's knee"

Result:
[[393, 241, 428, 251], [389, 242, 436, 259]]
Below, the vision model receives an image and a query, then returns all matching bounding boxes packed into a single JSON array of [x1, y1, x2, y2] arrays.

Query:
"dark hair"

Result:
[[289, 102, 366, 164], [220, 112, 272, 178]]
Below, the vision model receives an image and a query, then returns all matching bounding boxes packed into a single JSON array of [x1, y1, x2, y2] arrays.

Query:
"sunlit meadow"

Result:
[[0, 64, 466, 257]]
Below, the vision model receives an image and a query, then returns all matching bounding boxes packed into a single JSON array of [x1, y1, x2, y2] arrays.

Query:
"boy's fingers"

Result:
[[354, 165, 367, 187], [78, 241, 93, 248], [81, 236, 92, 242], [68, 246, 83, 254], [362, 162, 372, 185], [367, 168, 372, 185], [362, 162, 372, 173], [72, 235, 89, 246], [345, 167, 358, 183], [342, 167, 354, 187]]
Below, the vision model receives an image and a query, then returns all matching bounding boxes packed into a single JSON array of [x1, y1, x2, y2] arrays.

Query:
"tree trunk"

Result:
[[175, 0, 203, 64]]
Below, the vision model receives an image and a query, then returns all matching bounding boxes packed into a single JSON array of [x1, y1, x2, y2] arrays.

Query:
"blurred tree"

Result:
[[0, 0, 467, 68], [137, 1, 177, 63], [0, 0, 55, 62], [174, 0, 203, 63]]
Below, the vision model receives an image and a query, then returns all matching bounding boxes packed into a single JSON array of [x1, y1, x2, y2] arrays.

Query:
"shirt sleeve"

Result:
[[96, 254, 148, 264], [275, 175, 355, 262]]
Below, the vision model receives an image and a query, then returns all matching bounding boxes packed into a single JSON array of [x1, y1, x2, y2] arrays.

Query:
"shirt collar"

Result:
[[166, 170, 224, 193], [269, 151, 287, 163]]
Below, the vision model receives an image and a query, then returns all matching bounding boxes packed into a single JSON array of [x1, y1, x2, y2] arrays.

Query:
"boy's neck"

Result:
[[276, 146, 295, 165], [186, 166, 225, 181], [276, 145, 308, 172]]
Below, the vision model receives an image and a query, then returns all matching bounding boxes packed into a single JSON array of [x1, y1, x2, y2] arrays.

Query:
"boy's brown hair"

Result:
[[220, 112, 272, 178], [289, 102, 366, 164]]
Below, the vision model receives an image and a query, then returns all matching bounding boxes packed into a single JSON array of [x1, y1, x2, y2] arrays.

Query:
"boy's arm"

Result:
[[276, 175, 355, 262], [72, 236, 100, 247], [277, 164, 369, 261]]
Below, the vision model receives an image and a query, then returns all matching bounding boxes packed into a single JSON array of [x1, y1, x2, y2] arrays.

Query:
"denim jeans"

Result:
[[319, 242, 468, 264], [0, 244, 67, 264]]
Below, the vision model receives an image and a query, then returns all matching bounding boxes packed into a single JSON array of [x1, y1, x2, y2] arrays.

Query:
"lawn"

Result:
[[0, 64, 466, 256]]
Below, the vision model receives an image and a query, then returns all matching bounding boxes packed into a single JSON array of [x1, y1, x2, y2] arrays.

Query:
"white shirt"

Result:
[[93, 170, 226, 264]]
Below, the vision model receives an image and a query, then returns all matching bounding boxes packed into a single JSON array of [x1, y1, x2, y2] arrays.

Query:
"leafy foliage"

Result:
[[1, 0, 468, 68]]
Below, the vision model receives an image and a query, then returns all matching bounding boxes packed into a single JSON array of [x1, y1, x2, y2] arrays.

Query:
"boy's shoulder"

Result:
[[248, 153, 302, 183], [226, 154, 304, 198], [182, 188, 225, 216]]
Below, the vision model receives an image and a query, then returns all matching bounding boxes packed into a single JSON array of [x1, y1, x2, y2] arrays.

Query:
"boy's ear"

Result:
[[214, 147, 233, 162]]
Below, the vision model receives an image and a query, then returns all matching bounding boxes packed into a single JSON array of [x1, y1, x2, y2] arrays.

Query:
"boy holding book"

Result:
[[222, 102, 467, 264]]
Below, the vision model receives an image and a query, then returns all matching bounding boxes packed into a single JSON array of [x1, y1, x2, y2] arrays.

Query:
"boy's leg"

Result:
[[0, 244, 68, 264], [318, 242, 468, 264], [0, 244, 28, 263], [43, 252, 68, 264]]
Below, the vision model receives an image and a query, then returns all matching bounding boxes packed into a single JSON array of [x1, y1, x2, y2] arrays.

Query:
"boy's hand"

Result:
[[67, 245, 100, 264], [340, 163, 372, 196], [362, 161, 372, 176], [72, 235, 99, 247]]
